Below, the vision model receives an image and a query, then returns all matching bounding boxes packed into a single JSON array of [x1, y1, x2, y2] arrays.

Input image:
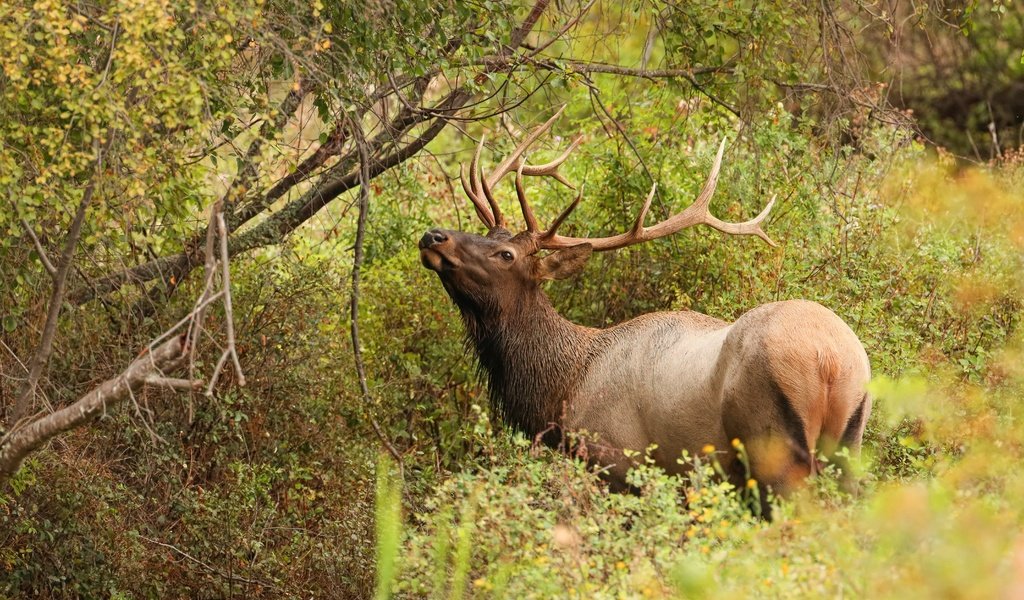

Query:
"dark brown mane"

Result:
[[452, 277, 589, 441]]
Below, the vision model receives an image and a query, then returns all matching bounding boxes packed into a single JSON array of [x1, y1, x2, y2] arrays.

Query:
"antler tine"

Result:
[[484, 104, 568, 189], [538, 139, 778, 251], [541, 184, 584, 241], [479, 162, 506, 229], [460, 163, 496, 228], [651, 139, 777, 246], [514, 162, 540, 233], [631, 183, 657, 236], [518, 134, 583, 190], [685, 137, 726, 214], [469, 135, 487, 202], [458, 106, 579, 231], [702, 194, 777, 246]]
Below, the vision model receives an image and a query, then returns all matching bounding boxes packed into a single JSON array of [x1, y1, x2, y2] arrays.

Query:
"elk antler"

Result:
[[461, 111, 776, 248], [533, 139, 777, 250], [459, 105, 581, 230]]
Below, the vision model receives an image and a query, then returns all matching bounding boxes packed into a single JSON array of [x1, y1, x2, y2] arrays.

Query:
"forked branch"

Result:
[[0, 204, 247, 489]]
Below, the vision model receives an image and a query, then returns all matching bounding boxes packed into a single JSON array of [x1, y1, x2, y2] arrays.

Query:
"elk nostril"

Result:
[[420, 229, 448, 248]]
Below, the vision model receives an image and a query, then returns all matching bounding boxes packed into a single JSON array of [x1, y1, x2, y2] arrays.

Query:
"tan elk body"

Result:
[[419, 109, 871, 508]]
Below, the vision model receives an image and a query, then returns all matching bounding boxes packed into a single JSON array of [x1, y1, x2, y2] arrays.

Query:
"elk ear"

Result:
[[534, 244, 593, 280]]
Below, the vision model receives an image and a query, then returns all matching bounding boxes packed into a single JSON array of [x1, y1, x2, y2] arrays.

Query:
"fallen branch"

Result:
[[1, 204, 245, 490], [0, 334, 188, 487]]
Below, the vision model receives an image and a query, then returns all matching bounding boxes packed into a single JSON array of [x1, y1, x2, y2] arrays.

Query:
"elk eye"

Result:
[[500, 250, 514, 262]]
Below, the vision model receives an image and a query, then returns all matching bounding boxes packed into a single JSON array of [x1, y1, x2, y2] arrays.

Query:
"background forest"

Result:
[[1, 0, 1023, 597]]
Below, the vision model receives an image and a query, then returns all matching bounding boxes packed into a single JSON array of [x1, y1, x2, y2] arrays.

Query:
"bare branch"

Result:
[[560, 62, 733, 81], [204, 349, 232, 397], [0, 334, 189, 486], [218, 214, 244, 388], [145, 377, 203, 391], [350, 117, 404, 475], [203, 211, 246, 395], [187, 201, 222, 398]]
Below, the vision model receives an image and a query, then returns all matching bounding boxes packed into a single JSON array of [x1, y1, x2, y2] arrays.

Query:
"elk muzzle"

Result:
[[419, 229, 449, 248], [419, 229, 455, 272]]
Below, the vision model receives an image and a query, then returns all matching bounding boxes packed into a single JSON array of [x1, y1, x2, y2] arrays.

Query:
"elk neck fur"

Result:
[[449, 276, 595, 439]]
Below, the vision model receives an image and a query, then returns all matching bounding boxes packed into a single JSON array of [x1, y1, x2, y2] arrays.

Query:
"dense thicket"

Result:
[[1, 1, 1022, 597]]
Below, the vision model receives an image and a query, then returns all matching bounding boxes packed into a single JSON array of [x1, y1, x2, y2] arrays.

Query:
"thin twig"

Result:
[[20, 219, 57, 276], [126, 385, 165, 444], [587, 84, 660, 193], [349, 117, 404, 476], [136, 534, 277, 590], [0, 340, 30, 374], [147, 290, 224, 353], [204, 350, 231, 397], [93, 20, 119, 90], [527, 0, 597, 58]]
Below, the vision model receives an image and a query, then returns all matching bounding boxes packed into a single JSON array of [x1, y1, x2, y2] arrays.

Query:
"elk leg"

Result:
[[721, 380, 816, 519], [586, 442, 641, 494], [828, 392, 872, 494]]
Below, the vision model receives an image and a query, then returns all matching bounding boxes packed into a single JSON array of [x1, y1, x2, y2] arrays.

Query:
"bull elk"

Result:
[[418, 108, 871, 513]]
